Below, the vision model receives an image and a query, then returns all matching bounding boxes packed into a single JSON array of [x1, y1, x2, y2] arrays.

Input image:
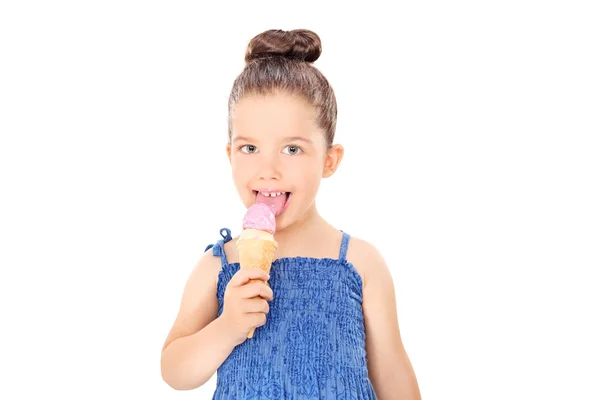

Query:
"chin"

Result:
[[274, 218, 291, 233], [274, 207, 298, 230]]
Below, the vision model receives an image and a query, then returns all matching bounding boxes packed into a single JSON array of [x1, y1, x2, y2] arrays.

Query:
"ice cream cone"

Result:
[[238, 202, 278, 339], [237, 238, 277, 338]]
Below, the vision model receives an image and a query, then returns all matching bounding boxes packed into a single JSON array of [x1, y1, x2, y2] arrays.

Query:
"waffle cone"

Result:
[[236, 238, 277, 338], [238, 239, 277, 273]]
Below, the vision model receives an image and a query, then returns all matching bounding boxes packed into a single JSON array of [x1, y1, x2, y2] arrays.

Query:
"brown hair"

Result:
[[227, 29, 337, 148]]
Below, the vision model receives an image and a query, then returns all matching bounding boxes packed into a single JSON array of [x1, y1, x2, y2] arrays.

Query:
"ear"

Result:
[[226, 143, 232, 165], [322, 144, 344, 178]]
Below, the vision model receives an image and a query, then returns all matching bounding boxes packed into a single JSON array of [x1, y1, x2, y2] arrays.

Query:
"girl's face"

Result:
[[227, 91, 341, 232]]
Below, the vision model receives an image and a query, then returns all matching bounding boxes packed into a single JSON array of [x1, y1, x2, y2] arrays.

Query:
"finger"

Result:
[[243, 298, 269, 314], [248, 312, 267, 327], [248, 281, 274, 301], [240, 282, 272, 300], [230, 268, 270, 287], [264, 285, 274, 301]]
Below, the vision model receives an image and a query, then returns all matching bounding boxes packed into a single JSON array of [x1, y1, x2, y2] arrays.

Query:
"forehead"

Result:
[[231, 92, 319, 141]]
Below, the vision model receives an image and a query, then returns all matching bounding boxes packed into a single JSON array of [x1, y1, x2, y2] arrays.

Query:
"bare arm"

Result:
[[354, 240, 422, 400], [160, 248, 273, 390], [160, 250, 234, 390], [161, 316, 237, 390]]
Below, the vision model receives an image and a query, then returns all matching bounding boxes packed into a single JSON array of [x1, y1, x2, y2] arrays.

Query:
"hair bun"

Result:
[[245, 29, 322, 64]]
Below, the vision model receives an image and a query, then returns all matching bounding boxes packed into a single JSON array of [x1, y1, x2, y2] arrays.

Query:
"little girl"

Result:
[[161, 28, 421, 399]]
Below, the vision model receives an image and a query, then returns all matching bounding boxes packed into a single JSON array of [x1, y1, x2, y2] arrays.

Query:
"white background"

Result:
[[1, 1, 598, 399]]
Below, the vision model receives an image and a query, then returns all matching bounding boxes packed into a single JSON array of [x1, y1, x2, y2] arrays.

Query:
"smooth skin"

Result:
[[161, 91, 421, 399]]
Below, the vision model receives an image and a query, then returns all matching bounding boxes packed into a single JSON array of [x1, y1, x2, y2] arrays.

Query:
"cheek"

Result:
[[289, 160, 323, 191], [231, 159, 251, 187]]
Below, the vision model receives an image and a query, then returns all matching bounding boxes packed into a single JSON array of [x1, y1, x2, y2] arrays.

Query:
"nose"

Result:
[[257, 153, 282, 181]]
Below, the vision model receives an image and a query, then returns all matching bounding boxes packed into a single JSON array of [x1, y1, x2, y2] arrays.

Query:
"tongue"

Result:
[[255, 192, 286, 217]]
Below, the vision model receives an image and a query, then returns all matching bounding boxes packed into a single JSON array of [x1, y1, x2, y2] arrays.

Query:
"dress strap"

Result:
[[339, 230, 350, 261], [204, 227, 232, 267]]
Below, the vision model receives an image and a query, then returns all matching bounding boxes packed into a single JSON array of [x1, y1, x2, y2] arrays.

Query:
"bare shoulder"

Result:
[[349, 237, 420, 398], [345, 235, 388, 289], [161, 248, 222, 353], [223, 234, 241, 264]]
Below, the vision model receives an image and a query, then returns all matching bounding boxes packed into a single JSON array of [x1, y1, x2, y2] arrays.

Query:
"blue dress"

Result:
[[205, 228, 377, 399]]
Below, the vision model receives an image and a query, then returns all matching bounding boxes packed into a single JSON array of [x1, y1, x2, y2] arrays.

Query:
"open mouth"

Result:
[[253, 190, 291, 217]]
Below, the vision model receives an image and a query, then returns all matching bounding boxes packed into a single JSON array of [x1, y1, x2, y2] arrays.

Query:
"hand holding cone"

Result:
[[237, 203, 277, 338]]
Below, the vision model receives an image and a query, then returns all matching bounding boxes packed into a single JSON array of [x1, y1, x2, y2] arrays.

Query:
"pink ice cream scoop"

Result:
[[242, 203, 276, 234]]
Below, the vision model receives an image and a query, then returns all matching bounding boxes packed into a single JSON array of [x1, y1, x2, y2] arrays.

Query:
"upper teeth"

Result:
[[260, 191, 285, 197]]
